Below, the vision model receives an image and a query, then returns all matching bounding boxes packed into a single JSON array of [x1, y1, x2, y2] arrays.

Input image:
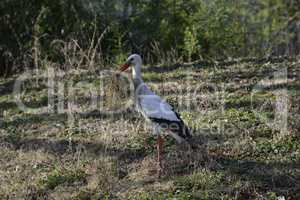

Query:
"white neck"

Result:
[[132, 63, 142, 80]]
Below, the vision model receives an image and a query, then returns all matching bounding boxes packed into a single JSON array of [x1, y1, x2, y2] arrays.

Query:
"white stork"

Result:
[[120, 54, 192, 176]]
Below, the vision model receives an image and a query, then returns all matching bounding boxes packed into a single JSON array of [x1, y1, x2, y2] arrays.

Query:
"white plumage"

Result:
[[120, 54, 191, 141], [120, 54, 192, 177], [135, 83, 180, 122]]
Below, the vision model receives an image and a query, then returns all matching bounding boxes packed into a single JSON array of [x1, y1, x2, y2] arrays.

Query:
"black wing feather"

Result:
[[149, 109, 192, 140]]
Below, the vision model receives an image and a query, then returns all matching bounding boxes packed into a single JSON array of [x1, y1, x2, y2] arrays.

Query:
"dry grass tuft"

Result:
[[104, 73, 133, 111]]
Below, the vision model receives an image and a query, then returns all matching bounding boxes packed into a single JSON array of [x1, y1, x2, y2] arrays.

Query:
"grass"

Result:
[[40, 168, 87, 190], [175, 169, 224, 191], [0, 58, 299, 199]]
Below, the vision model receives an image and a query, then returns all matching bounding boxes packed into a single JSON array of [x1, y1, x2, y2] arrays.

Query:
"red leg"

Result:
[[157, 135, 164, 177]]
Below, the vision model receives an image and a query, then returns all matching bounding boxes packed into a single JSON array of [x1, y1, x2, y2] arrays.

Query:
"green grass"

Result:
[[175, 169, 224, 191], [142, 71, 163, 82], [0, 59, 299, 199], [40, 168, 87, 190]]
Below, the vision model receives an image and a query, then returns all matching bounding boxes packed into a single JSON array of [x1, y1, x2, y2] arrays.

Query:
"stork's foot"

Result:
[[157, 161, 163, 178]]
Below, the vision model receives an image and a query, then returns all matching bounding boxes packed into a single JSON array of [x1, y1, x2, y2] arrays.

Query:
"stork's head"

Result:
[[120, 54, 142, 71]]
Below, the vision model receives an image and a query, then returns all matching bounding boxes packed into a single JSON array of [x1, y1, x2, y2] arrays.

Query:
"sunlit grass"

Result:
[[0, 59, 299, 199]]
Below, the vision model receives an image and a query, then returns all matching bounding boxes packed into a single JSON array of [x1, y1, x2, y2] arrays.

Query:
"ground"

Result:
[[0, 58, 299, 199]]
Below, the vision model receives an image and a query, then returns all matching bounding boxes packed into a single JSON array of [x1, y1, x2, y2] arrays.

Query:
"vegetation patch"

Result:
[[40, 168, 87, 190]]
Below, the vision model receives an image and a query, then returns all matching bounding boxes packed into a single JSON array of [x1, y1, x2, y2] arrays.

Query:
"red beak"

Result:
[[120, 63, 130, 71]]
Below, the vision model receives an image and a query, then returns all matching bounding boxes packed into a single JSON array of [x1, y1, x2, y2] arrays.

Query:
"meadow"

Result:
[[0, 57, 299, 199]]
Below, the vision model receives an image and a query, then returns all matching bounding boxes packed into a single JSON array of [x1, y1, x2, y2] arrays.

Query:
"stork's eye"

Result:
[[130, 58, 134, 61]]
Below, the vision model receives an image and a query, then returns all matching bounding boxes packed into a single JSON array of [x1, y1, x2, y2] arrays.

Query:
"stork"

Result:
[[120, 54, 192, 176]]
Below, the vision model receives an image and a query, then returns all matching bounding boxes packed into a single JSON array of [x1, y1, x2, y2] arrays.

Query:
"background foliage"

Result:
[[0, 0, 300, 76]]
